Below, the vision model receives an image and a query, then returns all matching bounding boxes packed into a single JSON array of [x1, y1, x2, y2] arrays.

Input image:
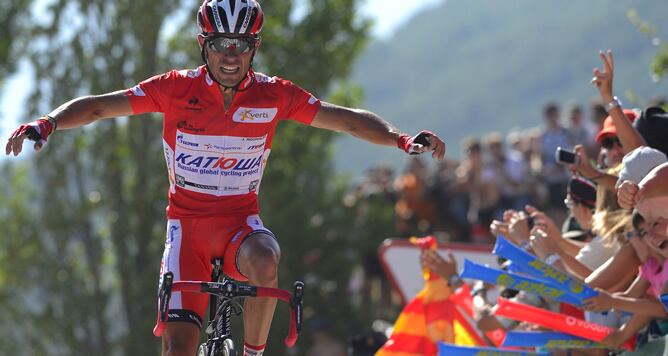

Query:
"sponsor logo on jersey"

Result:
[[249, 180, 259, 192], [185, 96, 202, 111], [176, 133, 199, 148], [254, 73, 276, 83], [184, 67, 202, 78], [203, 143, 243, 151], [243, 136, 265, 142], [167, 225, 179, 243], [308, 95, 318, 105], [176, 120, 205, 133], [232, 107, 278, 123], [130, 85, 146, 97], [175, 153, 263, 178]]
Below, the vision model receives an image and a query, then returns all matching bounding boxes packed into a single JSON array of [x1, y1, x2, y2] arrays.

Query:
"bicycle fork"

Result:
[[205, 259, 232, 340]]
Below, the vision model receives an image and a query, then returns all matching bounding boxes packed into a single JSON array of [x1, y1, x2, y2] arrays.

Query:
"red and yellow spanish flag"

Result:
[[376, 237, 485, 356]]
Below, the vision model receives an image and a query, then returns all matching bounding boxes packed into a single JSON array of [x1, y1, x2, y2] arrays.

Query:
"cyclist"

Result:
[[5, 1, 446, 355]]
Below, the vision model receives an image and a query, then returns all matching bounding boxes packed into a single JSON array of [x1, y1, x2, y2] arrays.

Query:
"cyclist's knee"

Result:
[[239, 233, 280, 285], [162, 322, 199, 356]]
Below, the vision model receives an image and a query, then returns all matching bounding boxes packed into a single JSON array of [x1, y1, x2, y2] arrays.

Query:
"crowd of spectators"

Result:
[[339, 49, 668, 355], [412, 50, 668, 354], [350, 94, 666, 246]]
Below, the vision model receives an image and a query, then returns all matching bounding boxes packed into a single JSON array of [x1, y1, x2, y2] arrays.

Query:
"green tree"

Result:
[[0, 0, 370, 355], [0, 0, 30, 83], [629, 9, 668, 82]]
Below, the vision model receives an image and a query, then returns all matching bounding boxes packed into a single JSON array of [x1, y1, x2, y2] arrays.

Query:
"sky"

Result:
[[0, 0, 444, 150], [363, 0, 444, 39]]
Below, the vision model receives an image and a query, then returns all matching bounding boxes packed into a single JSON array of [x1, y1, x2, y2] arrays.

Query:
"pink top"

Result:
[[639, 257, 668, 297]]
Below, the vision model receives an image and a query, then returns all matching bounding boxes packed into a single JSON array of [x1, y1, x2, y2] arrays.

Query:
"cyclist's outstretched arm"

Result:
[[48, 90, 133, 130], [310, 101, 446, 160], [6, 90, 133, 156]]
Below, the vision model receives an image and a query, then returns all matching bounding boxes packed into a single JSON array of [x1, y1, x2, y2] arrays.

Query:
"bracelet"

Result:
[[545, 253, 561, 266], [45, 115, 58, 132], [604, 96, 622, 113]]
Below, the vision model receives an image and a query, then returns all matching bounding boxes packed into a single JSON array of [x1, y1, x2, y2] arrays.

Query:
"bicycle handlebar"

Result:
[[153, 273, 304, 347]]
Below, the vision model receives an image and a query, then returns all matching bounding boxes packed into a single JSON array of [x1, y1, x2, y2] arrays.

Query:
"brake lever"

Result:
[[159, 272, 174, 322], [292, 281, 304, 334]]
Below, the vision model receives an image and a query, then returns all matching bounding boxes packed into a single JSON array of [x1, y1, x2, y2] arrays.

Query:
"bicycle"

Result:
[[154, 258, 304, 356]]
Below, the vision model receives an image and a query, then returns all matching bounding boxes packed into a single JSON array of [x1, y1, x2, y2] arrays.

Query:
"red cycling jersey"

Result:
[[126, 65, 321, 218]]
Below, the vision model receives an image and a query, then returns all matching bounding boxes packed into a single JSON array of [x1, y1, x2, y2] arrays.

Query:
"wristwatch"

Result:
[[604, 96, 622, 112]]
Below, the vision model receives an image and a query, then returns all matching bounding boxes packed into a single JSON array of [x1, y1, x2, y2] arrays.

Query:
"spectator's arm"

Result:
[[570, 145, 618, 191], [555, 237, 584, 256], [638, 162, 668, 201], [591, 50, 646, 153], [553, 251, 592, 280], [585, 243, 641, 292], [602, 313, 653, 349]]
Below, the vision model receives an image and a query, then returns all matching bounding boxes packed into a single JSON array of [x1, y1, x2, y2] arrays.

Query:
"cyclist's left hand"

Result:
[[398, 130, 446, 160]]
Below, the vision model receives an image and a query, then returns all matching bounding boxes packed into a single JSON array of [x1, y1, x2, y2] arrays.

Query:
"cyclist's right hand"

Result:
[[5, 118, 55, 156]]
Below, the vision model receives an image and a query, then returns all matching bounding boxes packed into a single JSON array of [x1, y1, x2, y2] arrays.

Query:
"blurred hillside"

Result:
[[336, 0, 668, 174]]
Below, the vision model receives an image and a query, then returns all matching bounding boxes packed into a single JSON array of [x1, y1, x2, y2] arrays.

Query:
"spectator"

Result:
[[590, 98, 609, 132], [633, 106, 668, 156], [347, 331, 387, 356], [306, 318, 347, 356], [454, 137, 498, 243], [566, 104, 592, 148], [538, 102, 571, 225], [394, 157, 436, 236], [594, 109, 639, 169], [483, 132, 530, 214]]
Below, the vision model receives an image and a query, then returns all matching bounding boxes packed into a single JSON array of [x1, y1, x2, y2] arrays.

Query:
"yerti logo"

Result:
[[232, 107, 278, 123]]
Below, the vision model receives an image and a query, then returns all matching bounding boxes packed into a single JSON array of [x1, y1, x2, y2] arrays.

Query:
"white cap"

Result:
[[616, 146, 668, 188]]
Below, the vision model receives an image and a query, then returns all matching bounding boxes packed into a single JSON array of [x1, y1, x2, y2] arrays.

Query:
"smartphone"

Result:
[[555, 147, 579, 165]]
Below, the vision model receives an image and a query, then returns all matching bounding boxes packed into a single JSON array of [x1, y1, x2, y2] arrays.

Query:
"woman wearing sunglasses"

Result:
[[5, 1, 446, 355]]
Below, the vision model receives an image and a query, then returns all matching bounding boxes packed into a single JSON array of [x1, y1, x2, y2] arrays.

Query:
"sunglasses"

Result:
[[206, 36, 257, 56], [600, 136, 621, 150]]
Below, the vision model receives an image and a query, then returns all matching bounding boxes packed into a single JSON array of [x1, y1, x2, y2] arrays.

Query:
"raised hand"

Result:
[[591, 50, 615, 101], [398, 130, 446, 160], [5, 118, 55, 156], [421, 249, 457, 279], [617, 180, 641, 209]]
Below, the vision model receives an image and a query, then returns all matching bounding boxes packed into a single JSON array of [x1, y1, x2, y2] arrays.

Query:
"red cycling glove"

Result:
[[397, 130, 434, 155], [9, 118, 55, 151]]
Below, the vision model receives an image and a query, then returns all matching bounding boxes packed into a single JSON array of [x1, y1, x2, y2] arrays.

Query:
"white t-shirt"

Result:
[[575, 235, 621, 271]]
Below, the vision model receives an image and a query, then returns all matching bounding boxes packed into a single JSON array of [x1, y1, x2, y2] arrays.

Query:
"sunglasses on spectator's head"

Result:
[[206, 36, 257, 56], [600, 136, 621, 150]]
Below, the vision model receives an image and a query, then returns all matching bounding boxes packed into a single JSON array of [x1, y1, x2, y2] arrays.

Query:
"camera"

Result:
[[555, 147, 579, 165]]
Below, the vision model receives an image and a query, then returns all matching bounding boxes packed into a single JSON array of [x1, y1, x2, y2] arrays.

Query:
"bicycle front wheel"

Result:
[[197, 343, 208, 356], [222, 338, 235, 356]]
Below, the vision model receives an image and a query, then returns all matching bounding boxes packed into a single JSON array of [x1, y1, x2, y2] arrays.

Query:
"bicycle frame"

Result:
[[153, 270, 304, 347]]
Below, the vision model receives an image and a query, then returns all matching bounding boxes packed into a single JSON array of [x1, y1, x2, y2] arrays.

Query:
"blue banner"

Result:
[[502, 331, 606, 349], [438, 342, 550, 356], [493, 237, 598, 300], [459, 259, 583, 306]]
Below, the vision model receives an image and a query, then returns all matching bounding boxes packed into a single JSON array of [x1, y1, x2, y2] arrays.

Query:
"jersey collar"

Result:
[[203, 66, 255, 91]]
